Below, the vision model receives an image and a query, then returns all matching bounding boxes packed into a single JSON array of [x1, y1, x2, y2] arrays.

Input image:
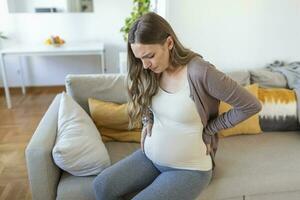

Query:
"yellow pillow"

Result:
[[88, 98, 142, 143], [218, 84, 262, 137]]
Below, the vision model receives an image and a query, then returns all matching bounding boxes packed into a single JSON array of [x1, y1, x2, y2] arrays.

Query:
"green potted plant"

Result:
[[120, 0, 151, 42]]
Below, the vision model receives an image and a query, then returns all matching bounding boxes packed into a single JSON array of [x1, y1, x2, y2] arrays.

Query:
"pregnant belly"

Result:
[[144, 128, 208, 164]]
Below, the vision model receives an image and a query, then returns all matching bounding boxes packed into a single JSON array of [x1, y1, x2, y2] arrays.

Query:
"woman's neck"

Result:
[[164, 65, 185, 77]]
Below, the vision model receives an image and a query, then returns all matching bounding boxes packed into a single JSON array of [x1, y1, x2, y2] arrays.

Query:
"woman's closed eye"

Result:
[[142, 54, 154, 60], [148, 54, 155, 58]]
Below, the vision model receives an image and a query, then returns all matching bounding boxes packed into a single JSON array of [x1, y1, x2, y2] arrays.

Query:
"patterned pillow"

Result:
[[258, 87, 300, 131]]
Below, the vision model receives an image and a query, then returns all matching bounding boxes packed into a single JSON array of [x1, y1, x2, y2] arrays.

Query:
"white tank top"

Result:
[[144, 73, 212, 171]]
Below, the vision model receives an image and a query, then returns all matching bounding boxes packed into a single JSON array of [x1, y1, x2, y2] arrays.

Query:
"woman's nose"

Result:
[[142, 60, 151, 69]]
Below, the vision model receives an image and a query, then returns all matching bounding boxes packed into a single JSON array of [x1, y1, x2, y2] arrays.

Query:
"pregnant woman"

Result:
[[93, 12, 261, 200]]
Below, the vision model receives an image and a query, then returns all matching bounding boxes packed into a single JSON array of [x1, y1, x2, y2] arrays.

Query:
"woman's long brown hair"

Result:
[[127, 12, 201, 129]]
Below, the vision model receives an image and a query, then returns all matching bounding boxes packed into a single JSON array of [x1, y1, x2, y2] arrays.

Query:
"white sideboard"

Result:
[[0, 41, 105, 108]]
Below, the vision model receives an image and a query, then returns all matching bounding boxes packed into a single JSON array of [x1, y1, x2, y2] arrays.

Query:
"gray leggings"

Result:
[[93, 149, 212, 200]]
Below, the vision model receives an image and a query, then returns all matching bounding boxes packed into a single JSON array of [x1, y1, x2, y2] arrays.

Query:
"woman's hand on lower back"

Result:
[[202, 133, 213, 155]]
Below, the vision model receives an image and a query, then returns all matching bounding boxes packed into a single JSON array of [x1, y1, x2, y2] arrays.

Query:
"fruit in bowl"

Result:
[[44, 35, 65, 47]]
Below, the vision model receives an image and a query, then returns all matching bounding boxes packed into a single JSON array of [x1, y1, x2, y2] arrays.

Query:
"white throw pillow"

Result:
[[52, 92, 111, 176]]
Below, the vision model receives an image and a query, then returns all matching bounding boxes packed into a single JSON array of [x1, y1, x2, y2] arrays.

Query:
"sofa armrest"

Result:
[[25, 94, 62, 200]]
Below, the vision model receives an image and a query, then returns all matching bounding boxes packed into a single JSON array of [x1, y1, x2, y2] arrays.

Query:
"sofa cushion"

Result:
[[57, 171, 139, 200], [57, 132, 300, 200], [104, 142, 140, 164], [57, 173, 95, 200], [65, 72, 249, 115], [199, 131, 300, 200], [249, 69, 287, 88], [65, 74, 128, 114], [57, 142, 140, 200], [245, 190, 300, 200], [88, 98, 142, 143]]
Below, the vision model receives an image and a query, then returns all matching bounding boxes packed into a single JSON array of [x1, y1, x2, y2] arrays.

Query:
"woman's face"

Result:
[[130, 36, 174, 73]]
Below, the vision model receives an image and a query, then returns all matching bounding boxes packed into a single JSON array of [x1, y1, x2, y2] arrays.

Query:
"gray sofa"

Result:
[[26, 71, 300, 200]]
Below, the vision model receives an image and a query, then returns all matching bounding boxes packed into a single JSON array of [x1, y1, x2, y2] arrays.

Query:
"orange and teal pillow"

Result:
[[258, 87, 300, 131]]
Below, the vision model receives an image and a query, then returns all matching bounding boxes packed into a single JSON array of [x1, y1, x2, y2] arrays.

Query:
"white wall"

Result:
[[0, 0, 131, 87], [1, 0, 300, 87], [166, 0, 300, 72]]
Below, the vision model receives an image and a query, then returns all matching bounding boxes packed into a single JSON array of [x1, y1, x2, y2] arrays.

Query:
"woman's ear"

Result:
[[166, 36, 174, 50]]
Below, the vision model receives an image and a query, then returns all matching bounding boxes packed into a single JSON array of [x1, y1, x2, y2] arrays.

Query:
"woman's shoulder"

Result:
[[187, 56, 216, 78]]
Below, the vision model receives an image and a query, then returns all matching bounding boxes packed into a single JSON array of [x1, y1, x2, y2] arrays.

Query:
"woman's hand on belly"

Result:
[[141, 123, 153, 154]]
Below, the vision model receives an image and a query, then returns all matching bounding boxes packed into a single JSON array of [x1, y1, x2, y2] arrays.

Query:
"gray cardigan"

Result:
[[145, 56, 262, 170]]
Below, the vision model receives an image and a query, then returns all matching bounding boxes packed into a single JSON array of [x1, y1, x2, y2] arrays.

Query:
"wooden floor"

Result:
[[0, 86, 65, 200]]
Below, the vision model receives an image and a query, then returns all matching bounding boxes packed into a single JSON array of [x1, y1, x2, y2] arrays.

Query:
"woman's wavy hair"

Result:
[[127, 12, 201, 129]]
